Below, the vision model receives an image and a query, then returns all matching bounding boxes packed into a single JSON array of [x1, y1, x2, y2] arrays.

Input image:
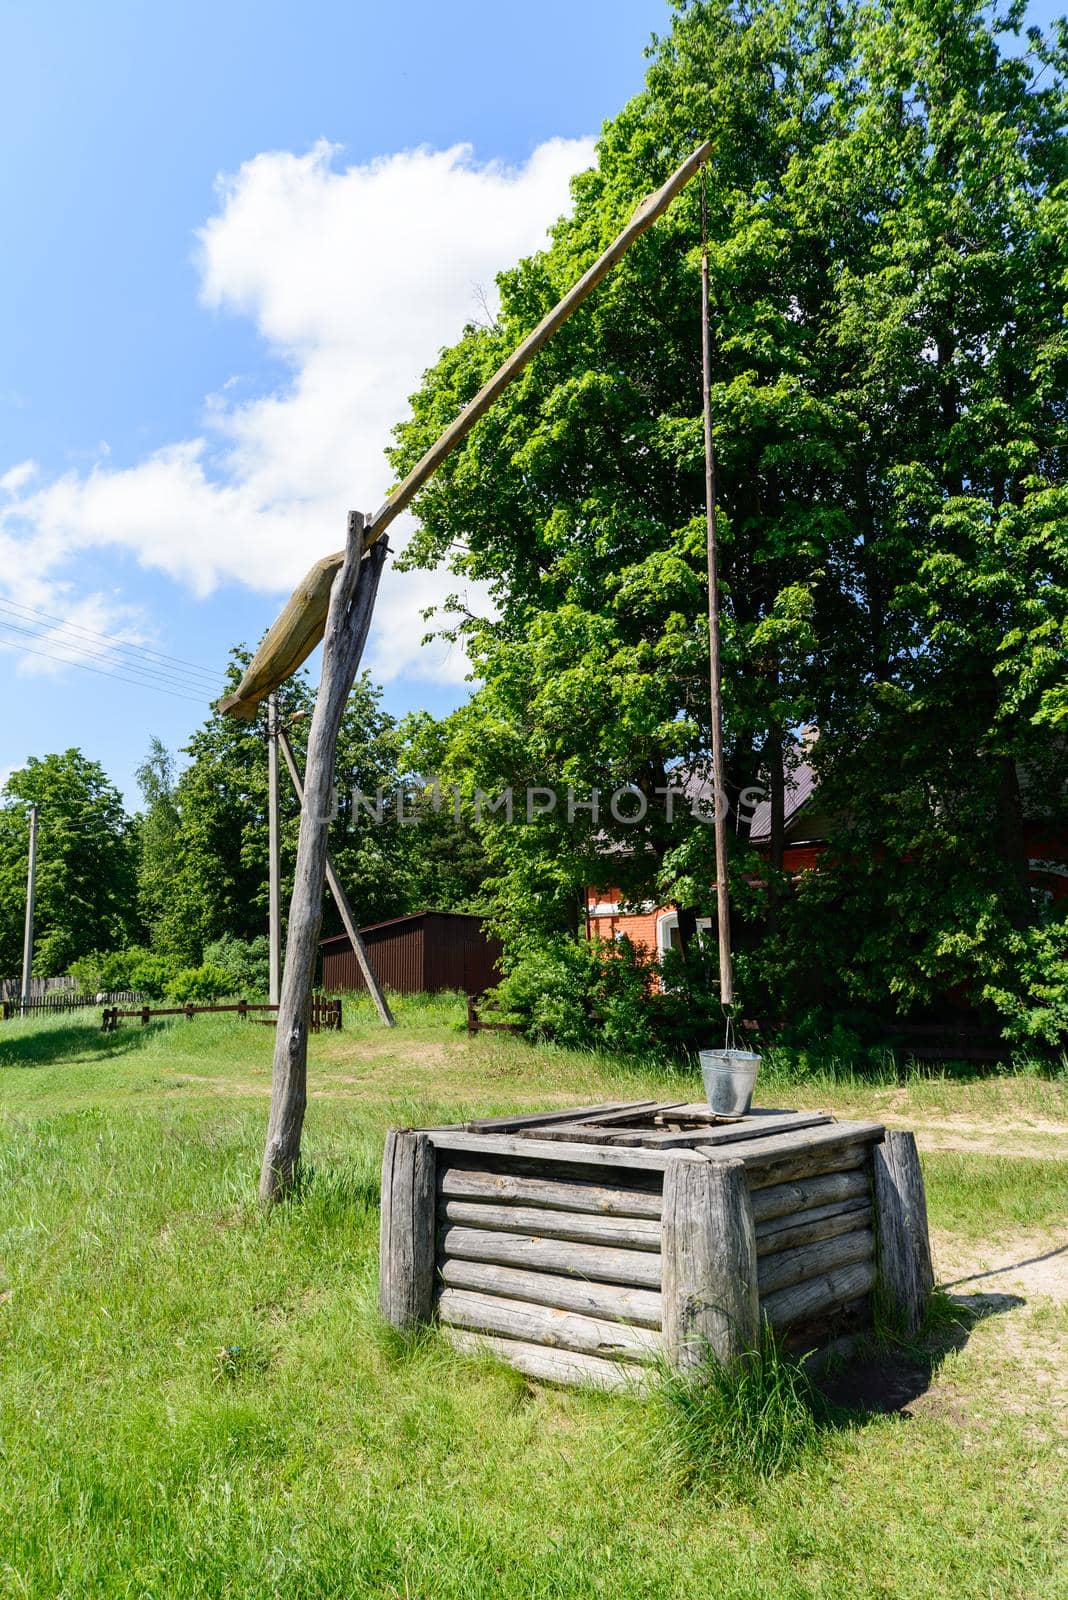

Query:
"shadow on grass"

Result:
[[814, 1290, 1023, 1418], [0, 1018, 168, 1069]]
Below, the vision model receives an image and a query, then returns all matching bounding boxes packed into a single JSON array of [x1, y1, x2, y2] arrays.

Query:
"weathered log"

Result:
[[873, 1130, 934, 1335], [439, 1225, 662, 1288], [380, 1130, 436, 1328], [426, 1128, 705, 1174], [661, 1155, 758, 1371], [599, 1109, 833, 1149], [439, 1200, 661, 1251], [742, 1138, 878, 1190], [761, 1258, 876, 1329], [707, 1120, 882, 1182], [258, 524, 387, 1204], [219, 143, 712, 720], [757, 1227, 874, 1297], [439, 1166, 663, 1220], [749, 1167, 870, 1224], [462, 1101, 657, 1133], [438, 1258, 663, 1327], [437, 1288, 660, 1363], [442, 1327, 650, 1392], [755, 1198, 872, 1256]]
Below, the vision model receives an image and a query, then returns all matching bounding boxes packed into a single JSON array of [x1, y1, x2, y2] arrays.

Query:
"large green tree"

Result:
[[390, 0, 1068, 1043], [0, 751, 139, 976]]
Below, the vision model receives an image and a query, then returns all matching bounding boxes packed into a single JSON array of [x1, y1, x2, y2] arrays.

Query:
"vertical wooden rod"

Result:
[[267, 693, 281, 1006], [701, 197, 733, 1007], [20, 803, 38, 1013]]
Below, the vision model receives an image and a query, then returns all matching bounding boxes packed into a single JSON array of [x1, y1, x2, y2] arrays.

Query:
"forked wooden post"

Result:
[[258, 518, 387, 1205], [380, 1130, 436, 1328], [661, 1155, 758, 1371], [872, 1130, 934, 1335]]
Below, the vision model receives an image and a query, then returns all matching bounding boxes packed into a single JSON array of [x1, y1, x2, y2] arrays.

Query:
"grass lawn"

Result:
[[0, 999, 1065, 1599]]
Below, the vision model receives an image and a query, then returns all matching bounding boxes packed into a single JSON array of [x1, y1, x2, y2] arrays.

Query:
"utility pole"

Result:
[[267, 693, 281, 1005], [20, 803, 38, 1013]]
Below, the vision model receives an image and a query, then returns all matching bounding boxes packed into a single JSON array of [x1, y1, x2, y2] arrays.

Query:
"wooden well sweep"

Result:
[[379, 1103, 933, 1389]]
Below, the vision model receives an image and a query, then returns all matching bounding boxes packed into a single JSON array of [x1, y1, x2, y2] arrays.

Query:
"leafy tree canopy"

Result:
[[390, 0, 1068, 1042], [0, 750, 138, 976]]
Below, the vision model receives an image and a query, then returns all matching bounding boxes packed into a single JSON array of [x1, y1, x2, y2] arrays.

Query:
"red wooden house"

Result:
[[585, 753, 1068, 958]]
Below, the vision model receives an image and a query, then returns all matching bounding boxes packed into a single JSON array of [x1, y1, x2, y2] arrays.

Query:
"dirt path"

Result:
[[933, 1227, 1068, 1304], [876, 1110, 1067, 1161]]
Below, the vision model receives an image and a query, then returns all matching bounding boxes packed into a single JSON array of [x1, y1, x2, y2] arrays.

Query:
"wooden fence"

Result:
[[0, 975, 77, 1002], [101, 997, 343, 1033], [2, 991, 143, 1021], [466, 995, 523, 1036]]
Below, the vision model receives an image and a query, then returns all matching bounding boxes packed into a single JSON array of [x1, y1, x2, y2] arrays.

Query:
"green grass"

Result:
[[0, 1003, 1065, 1598], [920, 1151, 1068, 1239], [653, 1326, 824, 1494]]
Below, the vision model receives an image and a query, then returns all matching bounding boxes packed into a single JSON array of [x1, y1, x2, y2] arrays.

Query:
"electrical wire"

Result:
[[0, 613, 217, 699], [0, 624, 210, 704], [0, 596, 220, 687]]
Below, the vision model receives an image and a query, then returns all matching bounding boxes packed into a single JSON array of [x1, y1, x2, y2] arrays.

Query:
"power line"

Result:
[[0, 624, 211, 704], [0, 614, 216, 699], [0, 597, 222, 687]]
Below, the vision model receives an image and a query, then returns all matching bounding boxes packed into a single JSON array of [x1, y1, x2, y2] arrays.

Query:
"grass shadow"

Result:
[[0, 1017, 168, 1069], [814, 1290, 1023, 1418]]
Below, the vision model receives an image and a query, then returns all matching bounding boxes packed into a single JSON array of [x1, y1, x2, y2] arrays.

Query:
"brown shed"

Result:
[[319, 911, 502, 997]]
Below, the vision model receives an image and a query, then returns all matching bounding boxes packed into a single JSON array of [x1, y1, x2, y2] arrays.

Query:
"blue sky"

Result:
[[0, 0, 666, 802], [1, 0, 1063, 807]]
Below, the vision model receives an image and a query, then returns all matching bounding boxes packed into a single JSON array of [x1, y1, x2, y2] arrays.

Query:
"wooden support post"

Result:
[[661, 1155, 758, 1371], [267, 692, 282, 1006], [379, 1130, 436, 1329], [872, 1131, 933, 1335], [276, 725, 394, 1028], [20, 803, 38, 1014], [258, 518, 387, 1205]]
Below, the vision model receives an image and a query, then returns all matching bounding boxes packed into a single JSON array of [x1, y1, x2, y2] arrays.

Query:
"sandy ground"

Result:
[[934, 1228, 1068, 1304]]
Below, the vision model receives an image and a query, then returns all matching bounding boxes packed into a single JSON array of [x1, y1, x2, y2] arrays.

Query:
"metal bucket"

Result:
[[699, 1049, 761, 1116]]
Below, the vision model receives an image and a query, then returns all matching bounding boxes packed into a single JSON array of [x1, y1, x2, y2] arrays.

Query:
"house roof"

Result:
[[748, 757, 818, 843]]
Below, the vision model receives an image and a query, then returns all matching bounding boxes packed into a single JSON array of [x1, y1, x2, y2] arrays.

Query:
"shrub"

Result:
[[125, 952, 175, 1000], [486, 934, 721, 1055], [164, 964, 232, 1004], [202, 934, 271, 1000], [486, 935, 653, 1052], [69, 946, 173, 997], [980, 908, 1068, 1053]]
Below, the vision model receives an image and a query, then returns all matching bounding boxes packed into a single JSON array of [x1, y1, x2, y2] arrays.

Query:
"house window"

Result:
[[657, 911, 680, 960]]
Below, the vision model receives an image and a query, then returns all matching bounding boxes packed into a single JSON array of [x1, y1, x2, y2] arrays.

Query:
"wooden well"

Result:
[[379, 1101, 933, 1390]]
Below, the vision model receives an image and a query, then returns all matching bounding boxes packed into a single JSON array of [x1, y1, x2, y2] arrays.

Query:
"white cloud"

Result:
[[0, 460, 38, 495], [0, 138, 594, 685]]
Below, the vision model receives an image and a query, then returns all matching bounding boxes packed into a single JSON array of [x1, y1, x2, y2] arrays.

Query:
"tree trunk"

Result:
[[675, 905, 699, 962], [995, 755, 1032, 931], [259, 516, 387, 1205]]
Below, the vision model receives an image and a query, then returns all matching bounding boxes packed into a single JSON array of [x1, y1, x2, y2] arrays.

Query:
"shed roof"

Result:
[[319, 909, 488, 947]]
